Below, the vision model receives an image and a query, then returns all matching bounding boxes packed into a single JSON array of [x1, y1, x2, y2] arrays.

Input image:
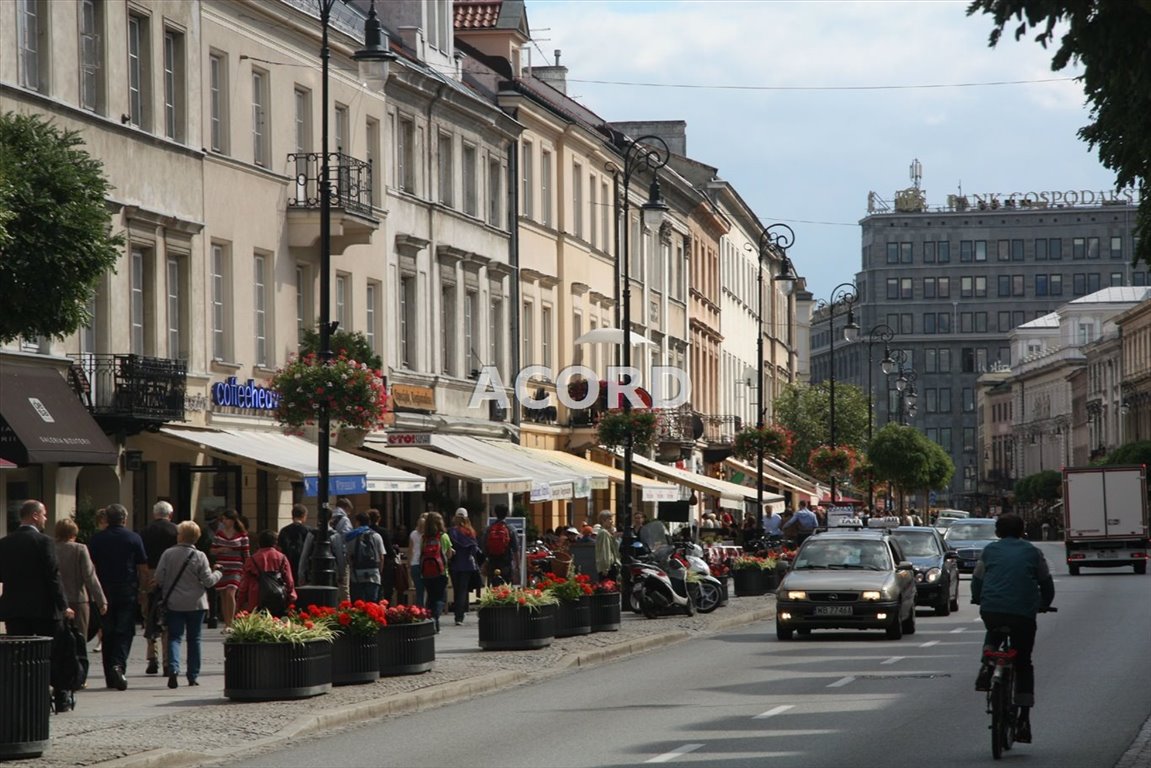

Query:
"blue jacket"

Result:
[[970, 537, 1054, 617]]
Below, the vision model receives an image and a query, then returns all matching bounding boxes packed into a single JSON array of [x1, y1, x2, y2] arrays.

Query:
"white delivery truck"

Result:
[[1062, 465, 1150, 575]]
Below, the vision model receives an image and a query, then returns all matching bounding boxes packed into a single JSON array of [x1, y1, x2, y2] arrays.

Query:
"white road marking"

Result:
[[827, 676, 856, 688], [949, 627, 967, 634], [753, 704, 795, 719], [646, 744, 704, 763], [881, 656, 905, 665], [919, 640, 940, 648]]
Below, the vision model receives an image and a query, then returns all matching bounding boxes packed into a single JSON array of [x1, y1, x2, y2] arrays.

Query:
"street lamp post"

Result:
[[815, 283, 859, 504], [866, 324, 896, 510], [300, 0, 394, 609], [753, 225, 797, 521], [897, 368, 918, 425], [612, 135, 670, 542]]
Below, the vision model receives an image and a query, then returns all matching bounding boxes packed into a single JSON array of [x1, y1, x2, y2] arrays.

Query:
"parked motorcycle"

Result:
[[629, 555, 695, 619], [665, 542, 724, 613]]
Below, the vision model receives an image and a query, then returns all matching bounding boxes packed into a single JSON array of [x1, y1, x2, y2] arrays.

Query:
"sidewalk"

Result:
[[26, 596, 777, 768]]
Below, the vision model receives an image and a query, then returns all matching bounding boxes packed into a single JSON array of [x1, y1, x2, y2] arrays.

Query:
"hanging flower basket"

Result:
[[270, 353, 388, 433], [596, 409, 659, 453], [808, 444, 858, 481], [732, 424, 793, 462]]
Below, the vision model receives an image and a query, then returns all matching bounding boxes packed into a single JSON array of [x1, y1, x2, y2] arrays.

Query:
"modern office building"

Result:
[[812, 167, 1141, 507]]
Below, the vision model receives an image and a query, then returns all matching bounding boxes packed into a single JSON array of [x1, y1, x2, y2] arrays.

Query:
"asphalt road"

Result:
[[231, 542, 1150, 768]]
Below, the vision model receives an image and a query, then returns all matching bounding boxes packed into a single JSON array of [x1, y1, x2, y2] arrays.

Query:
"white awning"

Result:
[[726, 458, 818, 502], [630, 454, 784, 510], [516, 447, 680, 502], [160, 426, 425, 492], [360, 442, 532, 494], [430, 435, 590, 500]]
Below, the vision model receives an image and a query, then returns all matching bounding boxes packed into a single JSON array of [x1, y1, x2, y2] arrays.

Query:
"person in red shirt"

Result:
[[237, 530, 296, 616]]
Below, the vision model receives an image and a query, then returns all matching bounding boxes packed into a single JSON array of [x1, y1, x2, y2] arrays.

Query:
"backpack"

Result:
[[257, 569, 289, 616], [486, 521, 511, 557], [351, 533, 380, 573], [278, 523, 309, 572], [421, 535, 446, 579]]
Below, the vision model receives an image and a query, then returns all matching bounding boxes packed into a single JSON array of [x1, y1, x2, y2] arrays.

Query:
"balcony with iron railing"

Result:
[[286, 151, 378, 250], [69, 353, 187, 431]]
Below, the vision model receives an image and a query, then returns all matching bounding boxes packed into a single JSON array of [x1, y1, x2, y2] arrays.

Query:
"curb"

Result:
[[87, 600, 776, 768]]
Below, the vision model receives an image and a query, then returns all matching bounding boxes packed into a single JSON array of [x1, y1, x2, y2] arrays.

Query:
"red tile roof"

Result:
[[455, 1, 503, 30]]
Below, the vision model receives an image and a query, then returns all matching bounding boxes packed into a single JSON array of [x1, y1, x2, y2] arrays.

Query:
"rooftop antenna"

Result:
[[910, 158, 923, 190]]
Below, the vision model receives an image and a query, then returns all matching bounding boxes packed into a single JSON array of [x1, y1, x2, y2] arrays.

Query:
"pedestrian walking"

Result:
[[420, 512, 453, 633], [367, 509, 397, 604], [408, 513, 428, 607], [277, 504, 313, 584], [210, 509, 249, 628], [237, 530, 296, 615], [86, 503, 146, 690], [345, 512, 387, 603], [482, 505, 517, 586], [141, 500, 178, 676], [447, 509, 480, 625], [155, 521, 222, 688], [53, 518, 107, 647]]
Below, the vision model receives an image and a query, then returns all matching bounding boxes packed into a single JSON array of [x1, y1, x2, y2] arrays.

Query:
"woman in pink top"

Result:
[[210, 509, 249, 627]]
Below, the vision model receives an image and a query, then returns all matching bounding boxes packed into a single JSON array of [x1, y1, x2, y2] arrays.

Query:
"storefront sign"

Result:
[[303, 474, 367, 497], [391, 384, 436, 412], [386, 432, 432, 446], [211, 377, 279, 411], [642, 486, 681, 503]]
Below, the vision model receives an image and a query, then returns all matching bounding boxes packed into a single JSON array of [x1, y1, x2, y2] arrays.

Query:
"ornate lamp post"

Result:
[[896, 368, 919, 425], [611, 135, 670, 541], [300, 0, 394, 609], [751, 225, 797, 521], [814, 283, 859, 504], [866, 324, 896, 509]]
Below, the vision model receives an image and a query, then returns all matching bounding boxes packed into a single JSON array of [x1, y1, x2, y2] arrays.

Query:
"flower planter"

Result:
[[554, 595, 592, 638], [224, 640, 331, 701], [377, 621, 435, 676], [589, 592, 622, 632], [732, 568, 775, 597], [331, 632, 379, 686], [0, 636, 51, 760], [478, 604, 556, 650]]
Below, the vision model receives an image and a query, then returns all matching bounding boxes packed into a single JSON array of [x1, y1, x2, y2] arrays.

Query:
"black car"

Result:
[[891, 526, 960, 616], [944, 519, 999, 573], [775, 530, 918, 640]]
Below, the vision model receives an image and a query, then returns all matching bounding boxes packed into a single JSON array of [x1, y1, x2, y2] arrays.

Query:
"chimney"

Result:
[[528, 49, 568, 94]]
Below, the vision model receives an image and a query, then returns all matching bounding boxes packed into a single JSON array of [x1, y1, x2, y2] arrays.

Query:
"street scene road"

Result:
[[228, 543, 1150, 768]]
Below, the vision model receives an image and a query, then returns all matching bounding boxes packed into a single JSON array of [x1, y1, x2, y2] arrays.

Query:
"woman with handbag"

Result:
[[155, 521, 221, 689], [54, 518, 107, 645]]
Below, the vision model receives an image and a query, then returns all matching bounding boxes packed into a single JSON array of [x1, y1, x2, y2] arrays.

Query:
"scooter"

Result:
[[630, 556, 695, 619], [665, 542, 724, 613]]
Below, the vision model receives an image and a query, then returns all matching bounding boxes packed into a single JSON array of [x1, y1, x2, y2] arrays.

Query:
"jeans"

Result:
[[981, 611, 1038, 699], [100, 584, 138, 685], [450, 570, 473, 622], [423, 574, 448, 625], [165, 610, 206, 680], [410, 564, 425, 607], [349, 582, 380, 603]]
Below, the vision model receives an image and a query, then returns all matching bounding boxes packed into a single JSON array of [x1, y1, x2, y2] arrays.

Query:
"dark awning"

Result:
[[0, 362, 119, 465]]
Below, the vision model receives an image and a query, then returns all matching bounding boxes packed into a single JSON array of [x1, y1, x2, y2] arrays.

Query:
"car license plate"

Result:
[[1099, 551, 1119, 558], [814, 606, 853, 617]]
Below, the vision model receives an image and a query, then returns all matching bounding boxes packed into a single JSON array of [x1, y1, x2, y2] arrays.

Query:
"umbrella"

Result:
[[574, 327, 658, 347]]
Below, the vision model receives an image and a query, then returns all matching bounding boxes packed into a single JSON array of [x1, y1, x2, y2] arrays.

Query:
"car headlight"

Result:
[[924, 567, 942, 583], [785, 590, 807, 601], [861, 590, 882, 600]]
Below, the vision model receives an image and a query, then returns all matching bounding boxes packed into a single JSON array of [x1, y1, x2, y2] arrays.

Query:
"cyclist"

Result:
[[970, 513, 1055, 743]]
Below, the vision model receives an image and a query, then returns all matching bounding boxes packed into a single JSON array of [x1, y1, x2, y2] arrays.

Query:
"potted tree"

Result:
[[539, 571, 594, 638], [377, 603, 435, 676], [223, 610, 335, 701], [477, 586, 558, 650], [589, 579, 622, 632], [303, 601, 387, 685], [730, 555, 779, 596]]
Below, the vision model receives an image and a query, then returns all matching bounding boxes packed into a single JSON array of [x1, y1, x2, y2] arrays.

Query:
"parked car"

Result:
[[775, 530, 918, 641], [891, 526, 960, 615], [933, 516, 962, 534], [944, 519, 999, 572]]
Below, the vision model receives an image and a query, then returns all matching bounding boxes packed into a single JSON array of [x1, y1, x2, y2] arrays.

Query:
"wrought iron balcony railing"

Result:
[[69, 353, 187, 423], [287, 151, 373, 217]]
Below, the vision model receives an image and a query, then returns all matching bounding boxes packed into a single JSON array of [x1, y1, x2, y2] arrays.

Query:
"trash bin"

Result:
[[0, 635, 52, 761]]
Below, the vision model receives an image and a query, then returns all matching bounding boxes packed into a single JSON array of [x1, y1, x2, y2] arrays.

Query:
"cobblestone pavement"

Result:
[[22, 595, 776, 768], [1115, 712, 1151, 768]]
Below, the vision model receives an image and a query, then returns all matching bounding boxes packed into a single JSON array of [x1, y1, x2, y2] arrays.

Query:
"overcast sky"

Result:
[[526, 0, 1119, 301]]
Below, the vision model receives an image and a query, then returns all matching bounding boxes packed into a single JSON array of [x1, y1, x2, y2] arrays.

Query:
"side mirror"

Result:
[[897, 561, 915, 572]]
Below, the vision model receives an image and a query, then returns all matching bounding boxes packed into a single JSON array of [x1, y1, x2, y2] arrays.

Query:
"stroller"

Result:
[[51, 619, 88, 713]]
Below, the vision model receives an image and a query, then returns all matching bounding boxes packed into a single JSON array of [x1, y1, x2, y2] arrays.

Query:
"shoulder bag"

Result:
[[147, 550, 195, 636]]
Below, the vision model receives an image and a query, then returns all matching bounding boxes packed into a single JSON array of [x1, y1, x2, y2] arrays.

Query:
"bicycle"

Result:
[[982, 607, 1056, 759]]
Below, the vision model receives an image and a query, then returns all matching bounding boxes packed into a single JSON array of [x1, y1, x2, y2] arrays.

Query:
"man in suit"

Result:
[[88, 503, 147, 691], [0, 499, 75, 635], [140, 500, 178, 675]]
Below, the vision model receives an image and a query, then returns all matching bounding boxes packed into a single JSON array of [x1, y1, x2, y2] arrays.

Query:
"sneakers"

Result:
[[974, 663, 994, 692], [167, 673, 178, 689], [146, 659, 159, 675]]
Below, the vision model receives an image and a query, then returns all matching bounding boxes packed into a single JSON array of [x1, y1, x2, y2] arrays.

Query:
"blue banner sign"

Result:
[[211, 377, 280, 411], [303, 474, 367, 497]]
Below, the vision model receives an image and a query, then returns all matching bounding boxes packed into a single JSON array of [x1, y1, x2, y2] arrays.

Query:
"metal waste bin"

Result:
[[0, 635, 52, 761]]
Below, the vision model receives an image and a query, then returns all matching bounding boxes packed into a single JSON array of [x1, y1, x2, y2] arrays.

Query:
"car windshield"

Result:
[[793, 540, 891, 571], [947, 522, 995, 540], [892, 532, 941, 557]]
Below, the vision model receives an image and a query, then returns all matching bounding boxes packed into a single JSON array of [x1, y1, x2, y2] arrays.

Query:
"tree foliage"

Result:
[[1014, 469, 1063, 504], [867, 423, 955, 499], [1095, 440, 1151, 467], [773, 381, 869, 475], [299, 326, 383, 371], [0, 112, 123, 343], [967, 1, 1151, 267]]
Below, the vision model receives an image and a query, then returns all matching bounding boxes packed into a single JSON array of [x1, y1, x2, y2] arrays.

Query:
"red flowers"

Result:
[[382, 602, 432, 624], [594, 579, 619, 594], [300, 600, 388, 637]]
